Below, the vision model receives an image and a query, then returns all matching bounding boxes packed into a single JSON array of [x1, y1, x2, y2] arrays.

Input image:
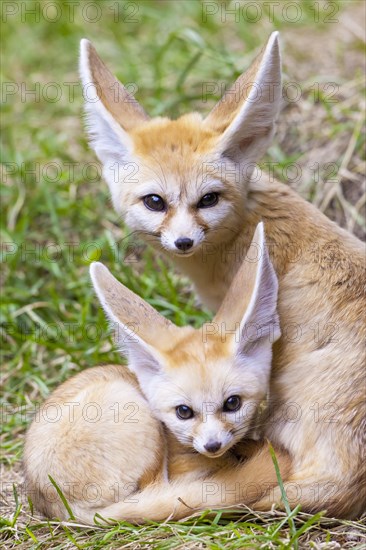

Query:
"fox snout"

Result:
[[156, 206, 206, 255], [161, 232, 201, 255], [194, 417, 234, 458], [204, 440, 222, 453], [198, 435, 230, 458], [174, 237, 194, 252]]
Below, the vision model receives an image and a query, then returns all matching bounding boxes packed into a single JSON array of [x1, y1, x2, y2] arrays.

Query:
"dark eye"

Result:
[[176, 405, 194, 420], [143, 194, 166, 212], [223, 395, 241, 412], [197, 192, 219, 208]]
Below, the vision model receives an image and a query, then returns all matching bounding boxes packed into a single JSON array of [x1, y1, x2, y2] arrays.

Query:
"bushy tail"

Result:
[[74, 443, 291, 524], [254, 465, 366, 519]]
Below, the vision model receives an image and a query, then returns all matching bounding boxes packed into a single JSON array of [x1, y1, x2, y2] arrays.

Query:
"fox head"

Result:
[[90, 223, 280, 458], [80, 34, 281, 257]]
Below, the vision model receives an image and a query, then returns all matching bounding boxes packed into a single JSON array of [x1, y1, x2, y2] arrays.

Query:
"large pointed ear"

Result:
[[213, 222, 280, 368], [204, 32, 281, 166], [90, 262, 179, 387], [79, 40, 149, 207]]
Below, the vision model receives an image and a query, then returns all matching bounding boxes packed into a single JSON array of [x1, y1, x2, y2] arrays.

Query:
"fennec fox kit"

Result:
[[79, 32, 366, 518], [24, 224, 290, 523]]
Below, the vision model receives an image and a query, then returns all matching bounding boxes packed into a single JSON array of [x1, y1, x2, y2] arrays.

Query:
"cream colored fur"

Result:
[[78, 32, 366, 519], [24, 225, 291, 523]]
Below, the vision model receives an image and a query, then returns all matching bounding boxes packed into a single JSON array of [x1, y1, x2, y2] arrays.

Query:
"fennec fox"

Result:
[[24, 224, 290, 523], [79, 32, 366, 518]]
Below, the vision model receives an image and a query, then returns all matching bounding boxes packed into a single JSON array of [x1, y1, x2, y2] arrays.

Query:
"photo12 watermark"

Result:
[[201, 1, 340, 24], [1, 1, 140, 24]]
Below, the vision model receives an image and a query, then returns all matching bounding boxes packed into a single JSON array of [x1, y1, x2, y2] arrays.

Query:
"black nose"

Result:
[[175, 237, 194, 251], [204, 441, 222, 453]]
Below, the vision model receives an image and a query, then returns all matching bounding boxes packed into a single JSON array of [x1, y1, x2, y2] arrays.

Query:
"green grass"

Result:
[[1, 0, 365, 547]]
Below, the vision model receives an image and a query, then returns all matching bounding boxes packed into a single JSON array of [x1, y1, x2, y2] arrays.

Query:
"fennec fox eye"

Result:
[[176, 405, 194, 420], [197, 192, 219, 209], [142, 194, 166, 212], [223, 395, 241, 413]]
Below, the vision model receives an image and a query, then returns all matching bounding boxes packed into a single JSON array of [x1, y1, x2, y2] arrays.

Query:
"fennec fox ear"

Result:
[[213, 222, 280, 363], [79, 40, 149, 203], [204, 32, 281, 166], [90, 262, 180, 384]]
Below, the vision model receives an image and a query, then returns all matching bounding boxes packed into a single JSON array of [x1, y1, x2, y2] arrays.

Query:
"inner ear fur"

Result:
[[203, 32, 282, 155], [213, 223, 263, 329], [213, 222, 280, 346], [90, 262, 181, 351], [79, 38, 149, 132]]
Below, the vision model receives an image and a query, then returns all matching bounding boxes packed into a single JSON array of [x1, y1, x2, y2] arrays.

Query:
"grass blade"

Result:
[[48, 475, 75, 520], [268, 441, 298, 549]]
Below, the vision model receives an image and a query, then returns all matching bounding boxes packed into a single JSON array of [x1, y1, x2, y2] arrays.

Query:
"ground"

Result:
[[1, 0, 365, 548]]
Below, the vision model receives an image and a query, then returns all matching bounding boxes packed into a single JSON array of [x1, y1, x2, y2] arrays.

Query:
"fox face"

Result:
[[120, 119, 244, 257], [141, 344, 271, 458], [91, 223, 280, 458], [79, 35, 281, 256], [87, 109, 246, 258]]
